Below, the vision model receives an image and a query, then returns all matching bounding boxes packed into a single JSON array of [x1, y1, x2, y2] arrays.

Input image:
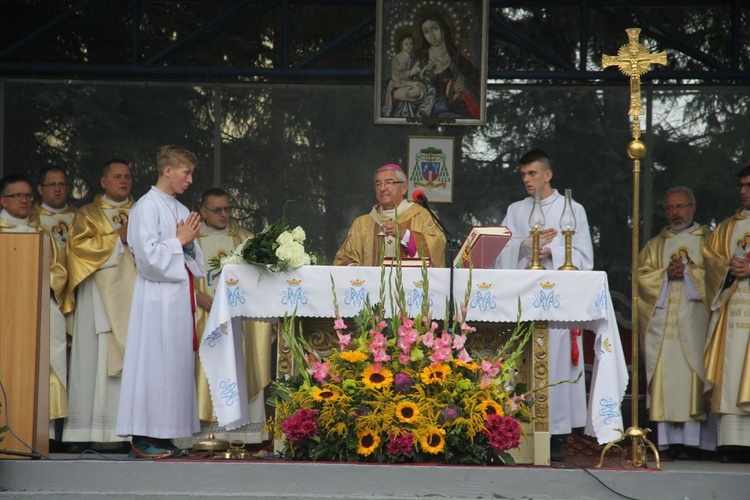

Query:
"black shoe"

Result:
[[719, 446, 750, 464], [551, 434, 568, 462], [676, 447, 702, 461], [66, 442, 92, 454]]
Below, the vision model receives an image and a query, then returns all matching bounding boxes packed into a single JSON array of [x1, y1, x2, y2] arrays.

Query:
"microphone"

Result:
[[412, 189, 428, 207]]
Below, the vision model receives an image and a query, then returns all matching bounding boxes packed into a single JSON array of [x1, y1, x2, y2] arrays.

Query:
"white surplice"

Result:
[[494, 189, 595, 435], [115, 187, 205, 439]]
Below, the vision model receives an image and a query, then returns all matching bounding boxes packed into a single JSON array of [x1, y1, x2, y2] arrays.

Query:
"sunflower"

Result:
[[340, 350, 368, 363], [395, 401, 420, 423], [419, 426, 446, 454], [420, 363, 452, 385], [477, 399, 504, 418], [452, 358, 478, 371], [311, 386, 340, 402], [362, 365, 394, 390], [357, 428, 381, 456]]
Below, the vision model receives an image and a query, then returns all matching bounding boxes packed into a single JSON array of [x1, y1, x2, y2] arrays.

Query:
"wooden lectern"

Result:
[[0, 233, 50, 457]]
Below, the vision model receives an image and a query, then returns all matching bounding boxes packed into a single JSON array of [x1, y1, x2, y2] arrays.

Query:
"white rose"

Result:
[[276, 231, 294, 245], [291, 226, 306, 242], [276, 243, 294, 261], [289, 252, 311, 269]]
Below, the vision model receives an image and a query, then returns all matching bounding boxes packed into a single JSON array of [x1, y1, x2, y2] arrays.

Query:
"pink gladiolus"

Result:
[[307, 361, 330, 382], [460, 322, 476, 333], [399, 352, 411, 365], [429, 346, 452, 365], [452, 334, 467, 351], [421, 331, 435, 348], [430, 321, 438, 333], [457, 348, 473, 363], [333, 318, 346, 331], [481, 359, 500, 378], [337, 332, 351, 350]]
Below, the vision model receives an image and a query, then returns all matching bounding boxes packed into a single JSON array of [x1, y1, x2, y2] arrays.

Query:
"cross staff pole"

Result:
[[597, 28, 666, 470]]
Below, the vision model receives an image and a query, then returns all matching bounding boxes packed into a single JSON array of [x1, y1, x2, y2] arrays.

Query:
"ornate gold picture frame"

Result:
[[375, 0, 488, 125]]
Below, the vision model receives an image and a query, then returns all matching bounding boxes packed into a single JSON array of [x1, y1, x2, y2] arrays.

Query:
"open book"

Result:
[[453, 226, 512, 269]]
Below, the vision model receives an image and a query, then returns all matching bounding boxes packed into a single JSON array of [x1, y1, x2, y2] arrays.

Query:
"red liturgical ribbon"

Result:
[[186, 265, 198, 352], [571, 329, 582, 367]]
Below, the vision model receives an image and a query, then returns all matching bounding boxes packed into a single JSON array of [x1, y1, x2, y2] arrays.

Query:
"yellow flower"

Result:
[[420, 363, 452, 385], [340, 350, 368, 363], [311, 386, 340, 402], [362, 365, 393, 390], [395, 401, 420, 423], [357, 429, 381, 456], [419, 426, 446, 454], [452, 358, 478, 371], [477, 399, 504, 418]]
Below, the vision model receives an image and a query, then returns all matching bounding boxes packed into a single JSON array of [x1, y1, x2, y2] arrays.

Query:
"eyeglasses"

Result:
[[664, 203, 694, 212], [41, 182, 68, 189], [1, 193, 34, 200], [739, 183, 750, 191], [203, 207, 231, 214], [374, 180, 404, 189]]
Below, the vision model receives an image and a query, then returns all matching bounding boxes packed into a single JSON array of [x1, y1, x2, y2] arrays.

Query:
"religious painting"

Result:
[[407, 135, 454, 203], [375, 0, 488, 125]]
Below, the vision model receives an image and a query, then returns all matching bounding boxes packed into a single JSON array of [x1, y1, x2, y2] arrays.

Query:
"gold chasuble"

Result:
[[638, 224, 710, 422], [195, 224, 274, 424], [0, 212, 69, 419], [333, 200, 446, 267], [31, 202, 77, 250], [703, 209, 750, 427], [65, 195, 136, 377]]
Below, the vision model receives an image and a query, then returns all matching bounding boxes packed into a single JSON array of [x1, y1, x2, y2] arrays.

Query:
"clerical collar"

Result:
[[202, 224, 229, 236], [42, 202, 66, 213], [0, 209, 30, 226], [103, 195, 129, 207], [379, 199, 411, 217], [668, 222, 698, 234]]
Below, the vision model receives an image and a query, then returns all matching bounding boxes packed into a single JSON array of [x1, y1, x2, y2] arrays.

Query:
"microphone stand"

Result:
[[418, 197, 460, 328]]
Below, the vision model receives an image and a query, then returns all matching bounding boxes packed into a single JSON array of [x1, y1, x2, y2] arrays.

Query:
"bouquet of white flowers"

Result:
[[209, 204, 316, 273]]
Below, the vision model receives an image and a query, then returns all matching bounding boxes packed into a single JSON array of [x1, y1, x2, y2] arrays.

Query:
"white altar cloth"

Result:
[[199, 265, 628, 444]]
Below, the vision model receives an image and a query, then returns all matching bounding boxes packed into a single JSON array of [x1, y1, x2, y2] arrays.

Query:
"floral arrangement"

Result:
[[267, 266, 534, 464], [209, 203, 315, 273]]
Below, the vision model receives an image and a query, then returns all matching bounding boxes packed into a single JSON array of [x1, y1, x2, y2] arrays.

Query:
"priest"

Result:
[[334, 163, 446, 267], [31, 166, 77, 250], [191, 187, 273, 446], [62, 159, 136, 448], [638, 186, 714, 459], [0, 174, 71, 441], [703, 165, 750, 463]]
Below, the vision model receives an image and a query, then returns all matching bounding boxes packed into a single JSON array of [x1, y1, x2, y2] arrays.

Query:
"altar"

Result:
[[199, 265, 628, 465]]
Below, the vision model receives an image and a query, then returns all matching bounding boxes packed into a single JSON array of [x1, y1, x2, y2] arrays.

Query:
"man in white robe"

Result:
[[188, 188, 273, 447], [62, 160, 136, 448], [638, 186, 715, 459], [702, 165, 750, 463], [494, 149, 594, 461], [0, 174, 72, 441], [116, 146, 205, 459]]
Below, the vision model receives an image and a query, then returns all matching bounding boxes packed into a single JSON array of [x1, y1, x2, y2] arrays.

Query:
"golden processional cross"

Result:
[[602, 28, 667, 118], [597, 28, 666, 471]]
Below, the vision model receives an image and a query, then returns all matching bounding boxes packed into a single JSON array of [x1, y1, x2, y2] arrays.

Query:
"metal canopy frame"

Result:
[[0, 0, 747, 82]]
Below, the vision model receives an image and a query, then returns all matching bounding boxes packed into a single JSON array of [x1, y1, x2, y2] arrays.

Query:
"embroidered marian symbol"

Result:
[[533, 281, 560, 311], [344, 278, 367, 309], [225, 278, 246, 307], [406, 280, 432, 310], [595, 284, 608, 311], [469, 282, 497, 312], [598, 398, 621, 426], [219, 379, 239, 406], [281, 278, 308, 307], [205, 330, 222, 348]]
